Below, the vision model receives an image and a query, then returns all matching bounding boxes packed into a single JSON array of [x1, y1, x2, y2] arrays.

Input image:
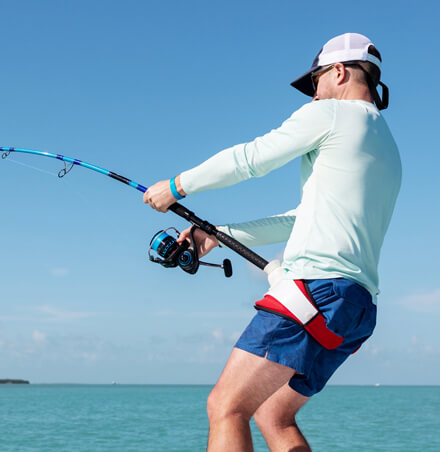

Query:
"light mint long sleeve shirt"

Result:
[[180, 99, 402, 298]]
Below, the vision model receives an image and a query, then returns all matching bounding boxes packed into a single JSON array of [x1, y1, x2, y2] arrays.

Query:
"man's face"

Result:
[[312, 65, 336, 101]]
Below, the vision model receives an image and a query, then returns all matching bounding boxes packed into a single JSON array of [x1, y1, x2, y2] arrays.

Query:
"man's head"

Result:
[[291, 33, 389, 110]]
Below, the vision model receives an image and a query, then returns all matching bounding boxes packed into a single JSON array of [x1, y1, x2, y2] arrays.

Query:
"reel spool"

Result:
[[148, 226, 232, 277]]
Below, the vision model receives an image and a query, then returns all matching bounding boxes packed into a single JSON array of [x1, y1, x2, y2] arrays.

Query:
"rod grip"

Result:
[[214, 230, 268, 270], [168, 203, 216, 234], [168, 202, 193, 221]]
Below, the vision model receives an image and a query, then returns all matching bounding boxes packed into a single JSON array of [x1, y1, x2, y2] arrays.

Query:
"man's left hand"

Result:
[[143, 179, 177, 212]]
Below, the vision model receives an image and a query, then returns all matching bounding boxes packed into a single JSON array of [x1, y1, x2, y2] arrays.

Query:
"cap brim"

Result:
[[290, 67, 316, 97]]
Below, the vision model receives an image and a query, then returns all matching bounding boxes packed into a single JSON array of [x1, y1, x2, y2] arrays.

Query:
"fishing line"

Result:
[[3, 154, 93, 205], [3, 156, 59, 178]]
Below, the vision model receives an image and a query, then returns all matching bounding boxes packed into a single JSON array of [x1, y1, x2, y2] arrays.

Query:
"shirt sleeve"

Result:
[[180, 100, 335, 195], [217, 209, 297, 247]]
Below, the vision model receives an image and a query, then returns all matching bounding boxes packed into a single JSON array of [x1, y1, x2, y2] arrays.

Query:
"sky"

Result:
[[0, 0, 439, 385]]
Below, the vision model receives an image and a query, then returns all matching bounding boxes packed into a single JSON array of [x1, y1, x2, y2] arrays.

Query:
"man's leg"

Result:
[[254, 382, 311, 452], [207, 347, 295, 452]]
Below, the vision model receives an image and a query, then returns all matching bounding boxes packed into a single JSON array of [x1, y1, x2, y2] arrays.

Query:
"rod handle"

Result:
[[214, 230, 268, 270]]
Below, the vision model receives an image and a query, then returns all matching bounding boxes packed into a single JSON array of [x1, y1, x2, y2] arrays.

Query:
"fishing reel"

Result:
[[148, 226, 232, 277]]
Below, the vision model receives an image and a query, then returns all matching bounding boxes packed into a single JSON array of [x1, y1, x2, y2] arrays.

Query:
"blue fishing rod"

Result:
[[1, 147, 269, 277]]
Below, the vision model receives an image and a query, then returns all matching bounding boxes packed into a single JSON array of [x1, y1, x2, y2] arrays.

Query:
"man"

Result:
[[144, 33, 401, 451]]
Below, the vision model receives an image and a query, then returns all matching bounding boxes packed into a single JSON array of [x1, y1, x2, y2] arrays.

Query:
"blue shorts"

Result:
[[235, 278, 377, 397]]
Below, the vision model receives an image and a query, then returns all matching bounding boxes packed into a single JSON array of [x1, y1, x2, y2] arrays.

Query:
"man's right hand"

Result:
[[177, 226, 219, 258]]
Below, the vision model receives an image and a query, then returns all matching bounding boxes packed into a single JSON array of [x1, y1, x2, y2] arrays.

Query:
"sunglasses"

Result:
[[311, 65, 335, 91]]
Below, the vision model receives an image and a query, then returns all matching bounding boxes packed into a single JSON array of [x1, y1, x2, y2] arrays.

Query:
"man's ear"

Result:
[[334, 63, 348, 86]]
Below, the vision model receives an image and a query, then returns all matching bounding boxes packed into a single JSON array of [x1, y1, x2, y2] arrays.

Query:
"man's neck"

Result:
[[337, 84, 373, 104]]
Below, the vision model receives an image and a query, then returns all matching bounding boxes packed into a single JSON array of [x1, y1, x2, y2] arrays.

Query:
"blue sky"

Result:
[[0, 0, 439, 385]]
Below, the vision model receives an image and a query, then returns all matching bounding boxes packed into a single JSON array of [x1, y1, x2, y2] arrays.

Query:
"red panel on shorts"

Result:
[[304, 315, 344, 350]]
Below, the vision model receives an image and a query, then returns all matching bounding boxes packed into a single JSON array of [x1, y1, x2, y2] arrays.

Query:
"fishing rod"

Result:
[[1, 147, 270, 278]]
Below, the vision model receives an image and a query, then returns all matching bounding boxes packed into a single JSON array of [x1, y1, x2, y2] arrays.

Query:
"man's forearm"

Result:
[[218, 210, 297, 247]]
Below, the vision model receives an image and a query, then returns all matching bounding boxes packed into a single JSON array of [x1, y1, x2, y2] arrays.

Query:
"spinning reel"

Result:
[[148, 226, 233, 277]]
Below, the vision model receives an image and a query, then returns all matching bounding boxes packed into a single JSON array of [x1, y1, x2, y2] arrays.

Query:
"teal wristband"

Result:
[[170, 177, 185, 200]]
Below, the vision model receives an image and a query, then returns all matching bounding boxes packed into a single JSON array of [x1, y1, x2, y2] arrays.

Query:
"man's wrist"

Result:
[[174, 175, 187, 197], [170, 176, 186, 200]]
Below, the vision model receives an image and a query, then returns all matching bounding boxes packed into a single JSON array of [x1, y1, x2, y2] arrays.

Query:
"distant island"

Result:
[[0, 379, 30, 384]]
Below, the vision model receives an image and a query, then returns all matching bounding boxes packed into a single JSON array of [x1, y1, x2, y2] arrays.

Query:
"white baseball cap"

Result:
[[291, 33, 389, 109]]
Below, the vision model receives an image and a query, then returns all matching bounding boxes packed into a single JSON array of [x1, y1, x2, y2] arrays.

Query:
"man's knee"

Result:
[[206, 387, 218, 421], [254, 402, 298, 433], [254, 386, 308, 433]]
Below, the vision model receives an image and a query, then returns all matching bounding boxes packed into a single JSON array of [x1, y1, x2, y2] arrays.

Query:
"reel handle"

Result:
[[199, 258, 232, 278]]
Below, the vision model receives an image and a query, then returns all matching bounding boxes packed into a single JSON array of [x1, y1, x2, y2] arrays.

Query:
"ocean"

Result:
[[0, 385, 439, 451]]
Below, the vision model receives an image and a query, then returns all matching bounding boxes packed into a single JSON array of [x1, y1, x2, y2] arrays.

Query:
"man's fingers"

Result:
[[143, 181, 175, 212], [143, 188, 165, 212], [177, 228, 192, 244]]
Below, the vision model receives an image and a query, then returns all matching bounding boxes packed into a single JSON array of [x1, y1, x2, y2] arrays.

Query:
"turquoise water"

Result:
[[1, 385, 439, 451]]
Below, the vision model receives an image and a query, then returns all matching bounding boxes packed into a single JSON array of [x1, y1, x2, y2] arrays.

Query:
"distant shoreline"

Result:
[[0, 379, 30, 384]]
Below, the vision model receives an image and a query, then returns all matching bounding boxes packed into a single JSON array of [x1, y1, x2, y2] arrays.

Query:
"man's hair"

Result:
[[348, 45, 382, 87], [344, 45, 389, 110]]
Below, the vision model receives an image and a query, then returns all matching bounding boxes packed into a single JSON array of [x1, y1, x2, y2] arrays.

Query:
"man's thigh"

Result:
[[209, 347, 295, 419]]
